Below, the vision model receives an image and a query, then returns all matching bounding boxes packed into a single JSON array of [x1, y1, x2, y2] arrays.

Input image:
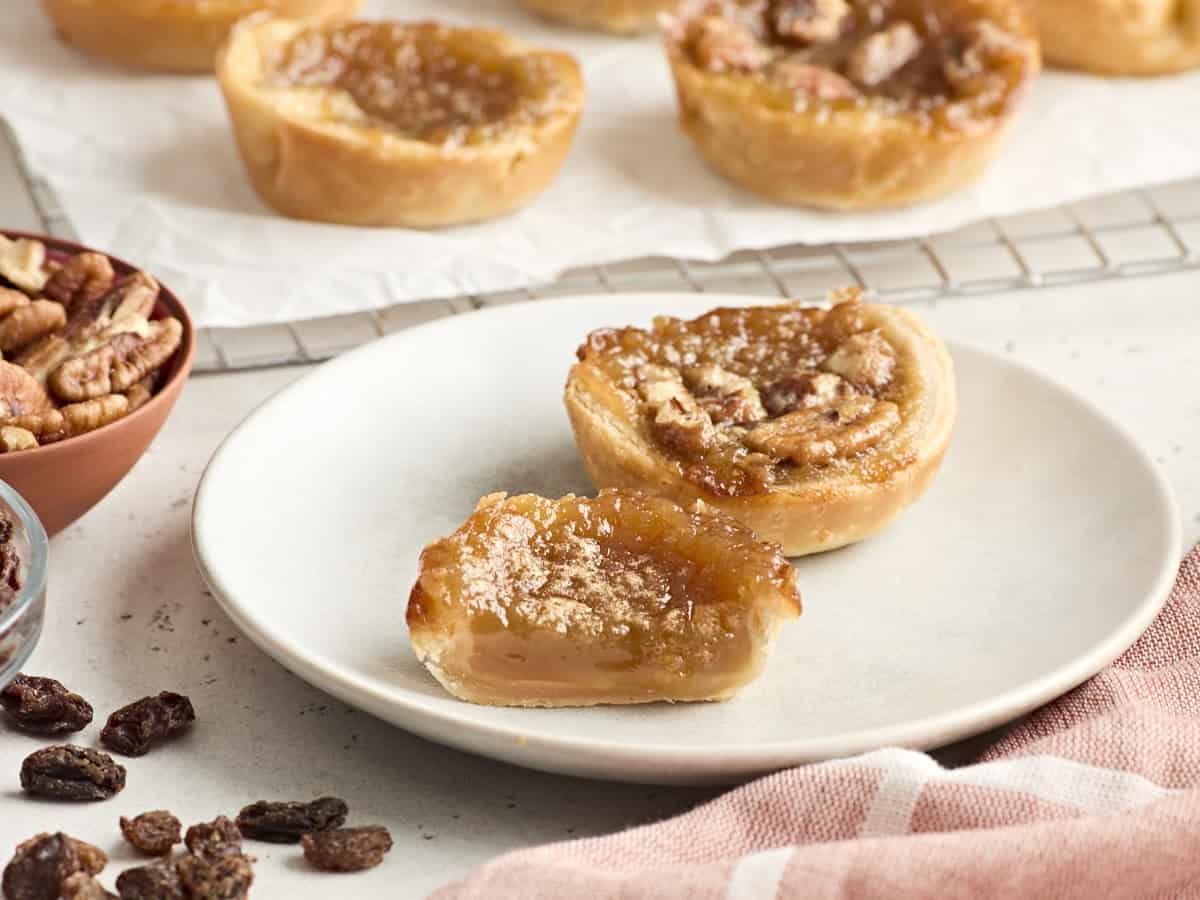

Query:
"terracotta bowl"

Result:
[[0, 231, 196, 536]]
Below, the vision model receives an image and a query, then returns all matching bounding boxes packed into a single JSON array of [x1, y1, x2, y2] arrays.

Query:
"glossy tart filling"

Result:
[[265, 22, 572, 145], [408, 490, 800, 704], [575, 294, 924, 497], [673, 0, 1035, 127]]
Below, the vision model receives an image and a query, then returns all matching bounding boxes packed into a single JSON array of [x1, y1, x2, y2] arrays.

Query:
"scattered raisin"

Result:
[[62, 873, 118, 900], [1, 675, 93, 734], [2, 832, 106, 900], [183, 818, 241, 862], [100, 692, 195, 757], [119, 811, 181, 857], [19, 746, 125, 801], [235, 797, 348, 844], [301, 826, 392, 872], [114, 862, 183, 900], [175, 855, 253, 900]]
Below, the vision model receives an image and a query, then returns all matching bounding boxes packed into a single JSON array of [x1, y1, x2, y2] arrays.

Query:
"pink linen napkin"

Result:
[[434, 547, 1200, 900]]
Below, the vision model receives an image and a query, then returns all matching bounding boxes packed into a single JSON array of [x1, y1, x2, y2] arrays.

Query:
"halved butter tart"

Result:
[[664, 0, 1039, 208], [565, 292, 957, 555], [407, 490, 801, 707], [217, 18, 584, 227]]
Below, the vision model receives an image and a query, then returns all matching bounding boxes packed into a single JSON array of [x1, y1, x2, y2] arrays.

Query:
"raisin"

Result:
[[2, 832, 106, 900], [119, 811, 182, 856], [183, 818, 241, 862], [62, 873, 118, 900], [235, 797, 348, 844], [114, 862, 183, 900], [19, 746, 125, 801], [100, 692, 195, 757], [301, 826, 392, 872], [175, 855, 253, 900], [1, 674, 94, 734]]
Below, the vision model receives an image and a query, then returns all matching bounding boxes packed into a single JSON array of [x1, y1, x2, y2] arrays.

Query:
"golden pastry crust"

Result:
[[216, 18, 585, 228], [519, 0, 680, 34], [1033, 0, 1200, 75], [564, 294, 957, 556], [664, 0, 1040, 209], [408, 490, 802, 707], [39, 0, 362, 73]]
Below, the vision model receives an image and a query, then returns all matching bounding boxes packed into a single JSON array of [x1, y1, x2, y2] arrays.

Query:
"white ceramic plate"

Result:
[[193, 294, 1181, 785]]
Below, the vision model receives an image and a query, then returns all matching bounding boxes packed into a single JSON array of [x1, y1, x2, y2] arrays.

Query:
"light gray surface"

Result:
[[0, 274, 1196, 896]]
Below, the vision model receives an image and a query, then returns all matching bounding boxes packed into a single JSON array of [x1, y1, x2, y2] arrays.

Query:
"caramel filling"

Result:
[[577, 296, 910, 496], [679, 0, 1033, 123], [409, 491, 800, 702], [268, 22, 564, 144]]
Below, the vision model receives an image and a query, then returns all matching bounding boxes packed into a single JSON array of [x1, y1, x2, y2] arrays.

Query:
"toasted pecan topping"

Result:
[[746, 394, 901, 464]]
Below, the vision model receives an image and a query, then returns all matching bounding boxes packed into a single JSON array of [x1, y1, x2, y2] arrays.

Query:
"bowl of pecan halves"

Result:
[[0, 230, 195, 535]]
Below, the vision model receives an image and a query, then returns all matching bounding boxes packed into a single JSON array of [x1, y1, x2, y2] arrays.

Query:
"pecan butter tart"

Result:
[[565, 292, 956, 555], [407, 490, 801, 707], [39, 0, 362, 73], [217, 18, 585, 228], [1033, 0, 1200, 75], [520, 0, 681, 34], [663, 0, 1039, 209]]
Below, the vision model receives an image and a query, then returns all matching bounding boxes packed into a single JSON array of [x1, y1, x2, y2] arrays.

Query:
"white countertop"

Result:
[[2, 272, 1198, 898]]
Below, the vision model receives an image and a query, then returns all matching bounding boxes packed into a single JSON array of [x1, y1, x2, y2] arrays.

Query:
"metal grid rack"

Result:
[[4, 118, 1199, 373]]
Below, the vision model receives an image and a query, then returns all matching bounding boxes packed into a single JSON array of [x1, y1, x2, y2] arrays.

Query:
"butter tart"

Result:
[[565, 292, 956, 556], [664, 0, 1039, 209], [520, 0, 680, 34], [39, 0, 362, 73], [1032, 0, 1200, 75], [407, 489, 801, 707], [217, 18, 585, 228]]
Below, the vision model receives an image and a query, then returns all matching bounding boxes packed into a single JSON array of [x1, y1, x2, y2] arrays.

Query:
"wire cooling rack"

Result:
[[3, 118, 1199, 373]]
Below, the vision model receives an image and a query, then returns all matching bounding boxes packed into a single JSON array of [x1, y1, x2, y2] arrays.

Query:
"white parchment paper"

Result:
[[2, 0, 1199, 327]]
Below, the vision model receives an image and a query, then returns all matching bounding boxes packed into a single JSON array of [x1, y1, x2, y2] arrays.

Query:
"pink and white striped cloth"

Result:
[[434, 547, 1200, 899]]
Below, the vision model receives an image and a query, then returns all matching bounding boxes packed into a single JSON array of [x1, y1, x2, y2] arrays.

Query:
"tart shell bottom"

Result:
[[564, 377, 952, 557], [1033, 0, 1200, 76], [669, 56, 1021, 210], [40, 0, 363, 73], [519, 0, 680, 34]]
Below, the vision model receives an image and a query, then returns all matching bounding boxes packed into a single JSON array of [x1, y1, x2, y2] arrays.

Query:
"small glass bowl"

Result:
[[0, 479, 49, 689]]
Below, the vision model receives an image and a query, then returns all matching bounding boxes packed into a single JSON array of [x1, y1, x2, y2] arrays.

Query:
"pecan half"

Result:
[[762, 371, 854, 417], [688, 15, 772, 72], [0, 287, 30, 319], [0, 300, 67, 354], [50, 317, 181, 403], [817, 293, 870, 348], [0, 361, 53, 418], [0, 235, 48, 294], [821, 332, 896, 390], [2, 395, 129, 445], [846, 21, 923, 87], [43, 252, 115, 316], [63, 272, 158, 343], [771, 59, 858, 99], [770, 0, 850, 44], [746, 394, 900, 464], [639, 366, 717, 458], [683, 364, 767, 426], [124, 377, 155, 413], [0, 426, 37, 453]]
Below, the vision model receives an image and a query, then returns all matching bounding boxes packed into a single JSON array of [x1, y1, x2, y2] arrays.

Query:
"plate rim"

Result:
[[192, 292, 1183, 781]]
